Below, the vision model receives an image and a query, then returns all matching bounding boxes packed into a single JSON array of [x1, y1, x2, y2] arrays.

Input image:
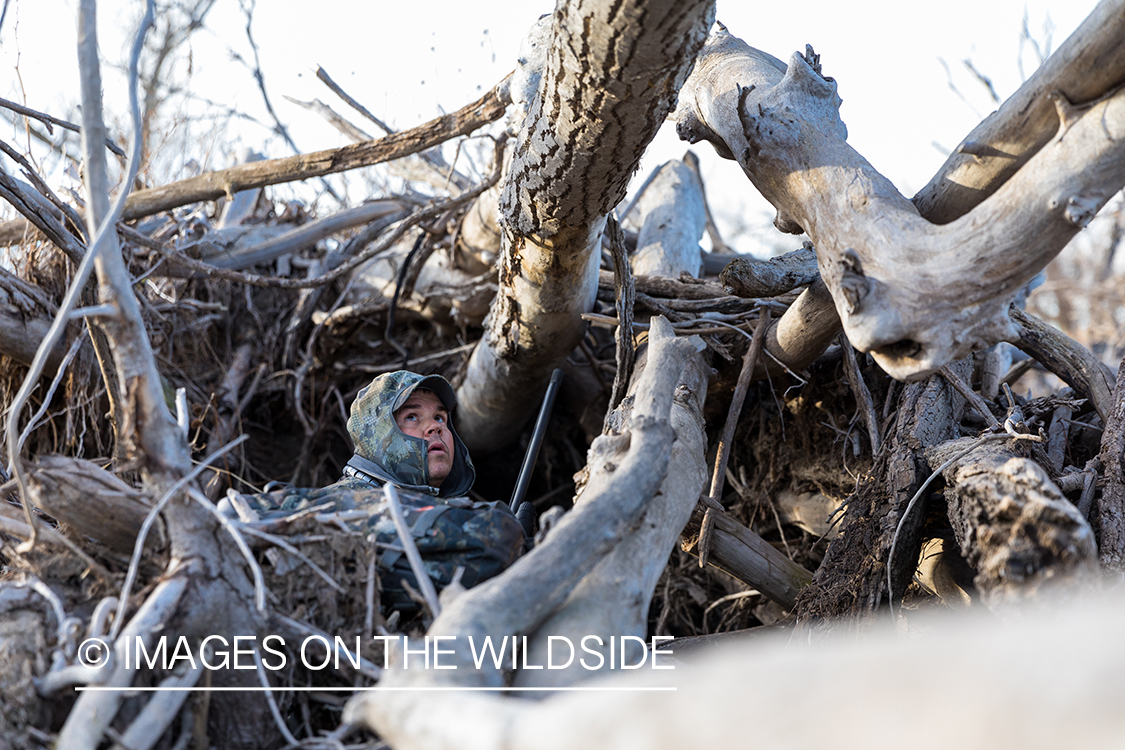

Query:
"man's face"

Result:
[[393, 389, 453, 488]]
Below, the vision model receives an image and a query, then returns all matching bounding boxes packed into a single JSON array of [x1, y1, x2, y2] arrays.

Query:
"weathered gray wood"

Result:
[[455, 0, 716, 450], [631, 158, 706, 278], [675, 27, 1125, 382], [927, 437, 1098, 607], [681, 505, 813, 609], [200, 200, 404, 270], [515, 327, 710, 687], [718, 243, 819, 298], [119, 84, 508, 221], [216, 150, 266, 228], [760, 278, 840, 378], [27, 456, 165, 554], [0, 304, 64, 371], [599, 269, 728, 300], [58, 9, 267, 747]]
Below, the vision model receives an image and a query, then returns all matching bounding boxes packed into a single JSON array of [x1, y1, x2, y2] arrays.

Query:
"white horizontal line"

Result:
[[75, 686, 677, 692]]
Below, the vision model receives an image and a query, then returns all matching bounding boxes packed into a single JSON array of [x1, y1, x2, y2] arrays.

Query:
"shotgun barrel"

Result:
[[509, 368, 564, 512]]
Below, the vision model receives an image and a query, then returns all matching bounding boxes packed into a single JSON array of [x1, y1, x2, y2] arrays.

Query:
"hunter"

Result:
[[341, 370, 476, 498]]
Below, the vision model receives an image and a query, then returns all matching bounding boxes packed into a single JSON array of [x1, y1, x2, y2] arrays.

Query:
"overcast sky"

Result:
[[1, 0, 1096, 254]]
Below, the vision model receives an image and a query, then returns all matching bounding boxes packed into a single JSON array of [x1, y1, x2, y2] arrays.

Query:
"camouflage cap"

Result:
[[346, 370, 475, 497]]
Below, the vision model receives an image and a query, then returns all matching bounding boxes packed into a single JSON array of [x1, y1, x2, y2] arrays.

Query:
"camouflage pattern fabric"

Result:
[[237, 480, 524, 611], [345, 370, 475, 497]]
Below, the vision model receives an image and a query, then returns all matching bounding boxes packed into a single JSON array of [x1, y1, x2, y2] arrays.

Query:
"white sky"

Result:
[[0, 0, 1097, 255]]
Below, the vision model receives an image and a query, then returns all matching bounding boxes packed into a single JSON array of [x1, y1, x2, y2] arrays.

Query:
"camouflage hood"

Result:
[[345, 371, 475, 497]]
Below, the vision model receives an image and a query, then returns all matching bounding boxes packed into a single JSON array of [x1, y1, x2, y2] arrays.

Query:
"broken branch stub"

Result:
[[675, 28, 1125, 381]]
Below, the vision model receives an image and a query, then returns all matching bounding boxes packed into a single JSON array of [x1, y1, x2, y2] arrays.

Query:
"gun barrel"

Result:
[[509, 368, 564, 512]]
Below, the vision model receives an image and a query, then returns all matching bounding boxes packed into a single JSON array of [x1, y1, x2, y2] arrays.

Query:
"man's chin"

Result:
[[427, 459, 452, 488]]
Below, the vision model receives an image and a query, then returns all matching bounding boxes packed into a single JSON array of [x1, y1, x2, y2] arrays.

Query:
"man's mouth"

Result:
[[427, 442, 447, 454]]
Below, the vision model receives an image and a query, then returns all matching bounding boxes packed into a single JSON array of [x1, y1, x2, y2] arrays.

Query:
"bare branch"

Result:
[[915, 0, 1125, 222], [118, 76, 510, 221], [0, 95, 126, 157]]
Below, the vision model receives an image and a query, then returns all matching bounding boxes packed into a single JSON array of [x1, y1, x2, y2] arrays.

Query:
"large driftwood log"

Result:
[[455, 0, 716, 450], [515, 327, 710, 687], [926, 438, 1098, 609], [674, 26, 1125, 381]]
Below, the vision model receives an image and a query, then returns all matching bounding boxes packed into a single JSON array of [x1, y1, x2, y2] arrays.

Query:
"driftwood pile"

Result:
[[0, 1, 1124, 748]]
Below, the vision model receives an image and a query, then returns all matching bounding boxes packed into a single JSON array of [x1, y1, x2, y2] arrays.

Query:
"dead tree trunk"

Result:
[[455, 0, 716, 449], [630, 156, 706, 278]]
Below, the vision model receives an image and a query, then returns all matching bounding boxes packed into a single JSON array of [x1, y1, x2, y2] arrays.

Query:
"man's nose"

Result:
[[425, 419, 443, 435]]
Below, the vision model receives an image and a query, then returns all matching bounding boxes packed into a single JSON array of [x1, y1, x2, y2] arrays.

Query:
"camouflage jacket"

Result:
[[235, 481, 524, 599]]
